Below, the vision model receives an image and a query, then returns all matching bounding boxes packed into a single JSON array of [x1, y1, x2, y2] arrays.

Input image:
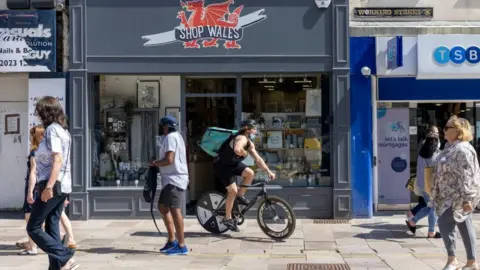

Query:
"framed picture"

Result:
[[267, 131, 283, 149], [137, 80, 160, 108], [165, 107, 181, 131], [4, 114, 20, 135], [305, 89, 322, 117]]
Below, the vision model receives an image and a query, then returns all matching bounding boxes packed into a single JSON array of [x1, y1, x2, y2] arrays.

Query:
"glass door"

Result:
[[183, 77, 239, 215]]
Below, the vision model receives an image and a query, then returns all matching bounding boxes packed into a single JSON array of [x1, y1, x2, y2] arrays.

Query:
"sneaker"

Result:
[[164, 244, 188, 256], [160, 240, 178, 253], [236, 196, 250, 205], [223, 219, 240, 232]]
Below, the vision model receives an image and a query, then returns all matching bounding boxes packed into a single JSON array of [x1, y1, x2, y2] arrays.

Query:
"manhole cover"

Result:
[[313, 219, 351, 224], [287, 263, 350, 270]]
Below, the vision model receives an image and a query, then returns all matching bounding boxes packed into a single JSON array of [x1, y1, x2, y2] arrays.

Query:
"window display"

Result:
[[241, 75, 331, 187], [91, 75, 161, 188]]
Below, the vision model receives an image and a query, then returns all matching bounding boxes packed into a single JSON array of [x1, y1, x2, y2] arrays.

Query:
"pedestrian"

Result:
[[405, 125, 441, 238], [17, 125, 44, 255], [60, 200, 76, 249], [432, 116, 480, 270], [151, 116, 189, 255], [26, 96, 78, 270]]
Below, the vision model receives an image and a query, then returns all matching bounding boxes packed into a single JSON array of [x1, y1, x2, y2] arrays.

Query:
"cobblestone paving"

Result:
[[1, 212, 480, 270]]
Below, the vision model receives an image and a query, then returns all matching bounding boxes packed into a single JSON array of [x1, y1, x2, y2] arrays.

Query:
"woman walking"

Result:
[[17, 125, 44, 255], [26, 96, 78, 270], [405, 125, 441, 238], [432, 116, 480, 270]]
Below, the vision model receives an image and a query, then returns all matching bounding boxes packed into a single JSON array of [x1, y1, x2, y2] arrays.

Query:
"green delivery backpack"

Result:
[[198, 127, 238, 157]]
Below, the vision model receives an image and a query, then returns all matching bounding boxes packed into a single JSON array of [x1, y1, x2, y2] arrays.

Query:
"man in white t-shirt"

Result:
[[151, 116, 189, 256]]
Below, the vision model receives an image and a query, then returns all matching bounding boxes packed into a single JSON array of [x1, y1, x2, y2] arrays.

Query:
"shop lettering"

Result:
[[378, 136, 408, 148], [175, 26, 243, 42], [433, 45, 480, 65], [0, 48, 51, 60], [0, 24, 52, 38]]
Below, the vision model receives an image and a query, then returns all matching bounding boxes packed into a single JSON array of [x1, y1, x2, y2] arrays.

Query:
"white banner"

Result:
[[142, 9, 266, 47], [28, 78, 66, 153]]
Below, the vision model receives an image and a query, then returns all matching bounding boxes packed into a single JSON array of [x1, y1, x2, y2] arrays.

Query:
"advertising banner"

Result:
[[0, 10, 56, 72], [377, 107, 411, 205], [28, 78, 66, 153]]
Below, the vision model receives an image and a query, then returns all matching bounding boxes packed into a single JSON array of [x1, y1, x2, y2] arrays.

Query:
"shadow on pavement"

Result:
[[130, 231, 279, 243], [352, 222, 426, 240]]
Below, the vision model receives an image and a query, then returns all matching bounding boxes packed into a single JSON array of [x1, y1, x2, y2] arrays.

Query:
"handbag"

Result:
[[405, 175, 416, 192], [424, 159, 433, 195]]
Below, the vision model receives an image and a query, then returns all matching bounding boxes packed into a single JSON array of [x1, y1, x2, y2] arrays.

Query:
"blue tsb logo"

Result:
[[433, 46, 480, 65]]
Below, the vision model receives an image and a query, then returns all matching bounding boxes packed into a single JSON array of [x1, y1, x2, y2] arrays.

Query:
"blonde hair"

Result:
[[30, 125, 45, 152], [448, 115, 473, 142]]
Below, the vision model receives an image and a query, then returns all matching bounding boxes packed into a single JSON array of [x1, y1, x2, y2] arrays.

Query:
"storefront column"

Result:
[[331, 0, 351, 219], [69, 0, 89, 220]]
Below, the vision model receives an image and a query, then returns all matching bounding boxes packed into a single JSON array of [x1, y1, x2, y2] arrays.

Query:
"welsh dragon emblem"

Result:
[[141, 0, 267, 49]]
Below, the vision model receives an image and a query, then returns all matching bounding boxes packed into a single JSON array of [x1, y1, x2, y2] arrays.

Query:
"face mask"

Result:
[[249, 134, 256, 140], [438, 141, 441, 149]]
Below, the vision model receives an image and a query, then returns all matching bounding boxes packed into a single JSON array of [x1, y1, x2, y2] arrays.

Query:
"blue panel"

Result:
[[349, 37, 375, 218], [350, 37, 377, 76], [379, 77, 480, 101]]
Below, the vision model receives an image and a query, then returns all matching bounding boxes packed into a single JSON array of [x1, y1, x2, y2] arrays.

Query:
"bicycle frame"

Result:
[[212, 182, 270, 217]]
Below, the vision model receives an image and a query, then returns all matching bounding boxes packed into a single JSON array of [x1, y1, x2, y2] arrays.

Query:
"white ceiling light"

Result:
[[294, 75, 311, 84], [259, 75, 276, 84]]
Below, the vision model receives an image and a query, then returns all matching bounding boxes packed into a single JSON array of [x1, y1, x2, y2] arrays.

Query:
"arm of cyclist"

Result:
[[248, 144, 276, 181], [233, 135, 249, 157]]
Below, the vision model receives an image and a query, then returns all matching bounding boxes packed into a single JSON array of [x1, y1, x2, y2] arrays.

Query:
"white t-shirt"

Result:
[[157, 132, 189, 190]]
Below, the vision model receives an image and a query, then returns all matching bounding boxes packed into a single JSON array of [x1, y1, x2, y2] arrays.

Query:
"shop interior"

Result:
[[89, 74, 332, 214]]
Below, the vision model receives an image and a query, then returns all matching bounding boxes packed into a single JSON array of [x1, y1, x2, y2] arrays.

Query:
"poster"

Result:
[[377, 107, 411, 204], [28, 78, 66, 153], [0, 10, 56, 72]]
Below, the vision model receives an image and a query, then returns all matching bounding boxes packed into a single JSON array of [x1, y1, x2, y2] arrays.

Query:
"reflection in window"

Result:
[[241, 75, 331, 187]]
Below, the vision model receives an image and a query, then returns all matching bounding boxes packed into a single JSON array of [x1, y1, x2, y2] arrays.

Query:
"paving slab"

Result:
[[1, 212, 480, 269]]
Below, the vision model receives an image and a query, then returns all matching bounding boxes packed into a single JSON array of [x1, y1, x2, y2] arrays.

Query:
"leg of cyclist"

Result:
[[224, 182, 240, 232], [237, 167, 254, 204]]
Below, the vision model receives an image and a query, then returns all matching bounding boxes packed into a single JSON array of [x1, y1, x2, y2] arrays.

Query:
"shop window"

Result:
[[185, 78, 236, 93], [90, 75, 179, 188], [241, 75, 331, 187]]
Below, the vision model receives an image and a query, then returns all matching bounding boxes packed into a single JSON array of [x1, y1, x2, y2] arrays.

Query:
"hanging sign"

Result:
[[387, 36, 403, 70], [142, 0, 267, 49], [0, 10, 56, 72]]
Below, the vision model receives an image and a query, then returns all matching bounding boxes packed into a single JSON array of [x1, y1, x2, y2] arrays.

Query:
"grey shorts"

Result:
[[158, 184, 185, 209]]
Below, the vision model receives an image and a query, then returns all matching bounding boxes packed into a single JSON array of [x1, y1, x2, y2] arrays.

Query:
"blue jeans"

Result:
[[27, 192, 74, 270], [411, 192, 438, 233]]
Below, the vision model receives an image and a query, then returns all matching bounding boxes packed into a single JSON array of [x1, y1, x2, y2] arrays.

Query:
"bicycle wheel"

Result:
[[256, 196, 296, 240], [195, 191, 229, 234]]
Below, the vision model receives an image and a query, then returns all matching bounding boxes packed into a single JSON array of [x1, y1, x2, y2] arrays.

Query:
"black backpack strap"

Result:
[[150, 166, 162, 235]]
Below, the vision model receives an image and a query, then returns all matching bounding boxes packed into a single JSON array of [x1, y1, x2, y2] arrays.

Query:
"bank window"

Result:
[[241, 75, 331, 187], [90, 75, 165, 188]]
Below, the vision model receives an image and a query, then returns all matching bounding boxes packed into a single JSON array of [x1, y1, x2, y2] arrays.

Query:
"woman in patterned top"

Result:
[[432, 116, 480, 270], [26, 96, 78, 270], [16, 125, 44, 255]]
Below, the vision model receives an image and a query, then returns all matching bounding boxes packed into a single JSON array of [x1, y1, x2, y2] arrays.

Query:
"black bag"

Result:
[[143, 166, 162, 235]]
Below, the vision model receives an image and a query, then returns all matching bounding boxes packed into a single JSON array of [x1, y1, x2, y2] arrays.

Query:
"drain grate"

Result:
[[287, 263, 350, 270], [313, 219, 351, 224]]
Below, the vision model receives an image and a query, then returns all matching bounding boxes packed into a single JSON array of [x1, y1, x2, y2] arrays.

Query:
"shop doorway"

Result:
[[183, 77, 238, 215]]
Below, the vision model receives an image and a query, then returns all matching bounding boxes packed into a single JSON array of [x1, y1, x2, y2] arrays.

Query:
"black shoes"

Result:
[[236, 196, 250, 205], [223, 219, 240, 232]]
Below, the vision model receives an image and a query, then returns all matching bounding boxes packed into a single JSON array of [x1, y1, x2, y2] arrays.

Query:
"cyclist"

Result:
[[214, 119, 276, 232]]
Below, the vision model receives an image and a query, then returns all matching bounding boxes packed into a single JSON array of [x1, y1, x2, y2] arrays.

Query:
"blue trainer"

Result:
[[164, 244, 188, 256], [159, 240, 178, 253]]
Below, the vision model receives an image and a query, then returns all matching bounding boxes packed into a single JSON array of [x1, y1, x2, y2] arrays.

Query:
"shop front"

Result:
[[351, 35, 480, 217], [68, 0, 351, 220]]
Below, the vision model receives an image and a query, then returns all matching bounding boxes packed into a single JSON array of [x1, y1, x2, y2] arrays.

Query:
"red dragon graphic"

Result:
[[177, 0, 244, 49]]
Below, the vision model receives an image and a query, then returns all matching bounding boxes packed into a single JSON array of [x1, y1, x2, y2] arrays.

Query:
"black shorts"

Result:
[[158, 184, 185, 209], [214, 161, 247, 187]]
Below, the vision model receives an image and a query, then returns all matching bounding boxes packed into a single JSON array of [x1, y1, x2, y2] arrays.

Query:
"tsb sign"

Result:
[[433, 46, 480, 65]]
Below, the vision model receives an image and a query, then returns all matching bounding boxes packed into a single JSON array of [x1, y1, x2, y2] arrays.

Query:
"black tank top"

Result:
[[217, 134, 250, 166]]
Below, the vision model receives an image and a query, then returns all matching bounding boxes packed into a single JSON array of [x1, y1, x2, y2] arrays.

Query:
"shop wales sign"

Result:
[[0, 10, 56, 72], [142, 0, 267, 49]]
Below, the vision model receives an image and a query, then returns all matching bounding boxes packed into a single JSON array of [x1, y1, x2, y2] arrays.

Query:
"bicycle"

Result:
[[195, 180, 296, 240]]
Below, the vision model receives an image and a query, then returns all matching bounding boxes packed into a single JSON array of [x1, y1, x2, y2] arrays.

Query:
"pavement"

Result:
[[1, 212, 480, 270]]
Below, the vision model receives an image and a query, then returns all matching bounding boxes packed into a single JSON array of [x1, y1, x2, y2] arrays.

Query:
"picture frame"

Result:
[[305, 89, 322, 117], [165, 107, 181, 131], [137, 80, 160, 108], [4, 114, 20, 135]]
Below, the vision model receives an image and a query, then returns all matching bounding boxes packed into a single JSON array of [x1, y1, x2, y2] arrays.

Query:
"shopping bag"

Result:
[[424, 166, 433, 194], [405, 175, 416, 192]]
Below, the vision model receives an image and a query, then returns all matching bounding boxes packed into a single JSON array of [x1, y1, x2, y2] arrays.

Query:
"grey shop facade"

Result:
[[67, 0, 351, 220]]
